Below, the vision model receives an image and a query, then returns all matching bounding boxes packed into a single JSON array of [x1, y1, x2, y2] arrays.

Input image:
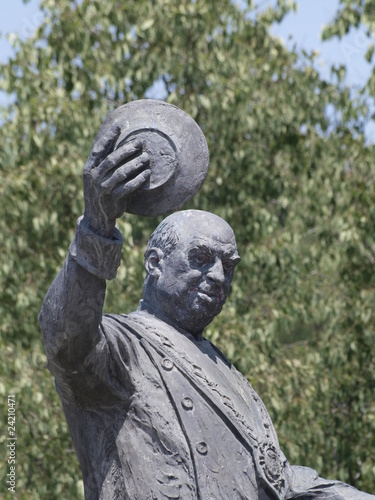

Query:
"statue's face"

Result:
[[154, 214, 240, 335]]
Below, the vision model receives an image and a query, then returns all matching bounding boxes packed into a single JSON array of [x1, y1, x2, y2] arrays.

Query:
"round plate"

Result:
[[96, 99, 209, 216]]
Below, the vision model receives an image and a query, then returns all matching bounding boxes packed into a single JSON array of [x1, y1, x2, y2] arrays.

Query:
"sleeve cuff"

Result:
[[69, 216, 124, 280]]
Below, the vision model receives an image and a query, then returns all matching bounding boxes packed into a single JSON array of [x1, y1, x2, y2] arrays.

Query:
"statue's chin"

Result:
[[173, 305, 221, 336], [151, 287, 224, 335]]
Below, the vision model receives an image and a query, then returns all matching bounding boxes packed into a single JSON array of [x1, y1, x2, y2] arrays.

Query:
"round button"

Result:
[[196, 442, 208, 455], [161, 358, 174, 371], [181, 397, 193, 410]]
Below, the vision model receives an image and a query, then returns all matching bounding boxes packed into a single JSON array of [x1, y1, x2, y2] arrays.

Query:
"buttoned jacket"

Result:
[[52, 306, 291, 499]]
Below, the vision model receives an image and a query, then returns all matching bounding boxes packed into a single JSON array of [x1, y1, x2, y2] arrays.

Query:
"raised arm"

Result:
[[39, 125, 150, 376]]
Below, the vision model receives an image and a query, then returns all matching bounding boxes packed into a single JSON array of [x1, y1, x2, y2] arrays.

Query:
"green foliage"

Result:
[[0, 344, 84, 499], [322, 0, 375, 97], [1, 0, 374, 497]]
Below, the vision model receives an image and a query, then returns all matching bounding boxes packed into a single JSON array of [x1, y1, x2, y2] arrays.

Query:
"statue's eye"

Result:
[[193, 254, 207, 266], [222, 260, 234, 273], [189, 248, 212, 268]]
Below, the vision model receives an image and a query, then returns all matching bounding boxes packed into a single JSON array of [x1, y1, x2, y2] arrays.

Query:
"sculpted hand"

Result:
[[82, 127, 151, 237]]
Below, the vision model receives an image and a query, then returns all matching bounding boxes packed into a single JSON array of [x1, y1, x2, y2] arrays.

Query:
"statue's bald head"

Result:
[[145, 210, 237, 259]]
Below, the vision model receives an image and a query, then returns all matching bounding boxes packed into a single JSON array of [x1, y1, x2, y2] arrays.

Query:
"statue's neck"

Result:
[[137, 299, 203, 341]]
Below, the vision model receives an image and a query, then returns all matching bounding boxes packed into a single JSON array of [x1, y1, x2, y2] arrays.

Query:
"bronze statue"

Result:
[[39, 101, 374, 499]]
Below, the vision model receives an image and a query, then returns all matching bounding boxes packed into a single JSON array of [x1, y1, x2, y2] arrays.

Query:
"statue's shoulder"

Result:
[[102, 312, 132, 330], [101, 310, 161, 341], [100, 312, 144, 342], [203, 338, 233, 368]]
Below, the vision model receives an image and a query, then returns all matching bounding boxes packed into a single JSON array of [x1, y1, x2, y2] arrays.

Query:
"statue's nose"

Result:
[[206, 257, 225, 285]]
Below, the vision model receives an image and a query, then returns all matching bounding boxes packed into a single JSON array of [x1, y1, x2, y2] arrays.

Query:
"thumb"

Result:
[[85, 123, 122, 171]]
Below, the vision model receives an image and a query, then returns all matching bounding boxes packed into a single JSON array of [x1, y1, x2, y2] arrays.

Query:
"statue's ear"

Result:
[[144, 248, 164, 279]]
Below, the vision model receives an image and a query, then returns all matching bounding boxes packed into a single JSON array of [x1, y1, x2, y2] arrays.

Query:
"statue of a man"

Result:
[[39, 106, 374, 500]]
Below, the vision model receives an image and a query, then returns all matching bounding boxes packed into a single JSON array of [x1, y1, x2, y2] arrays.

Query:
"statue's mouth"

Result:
[[195, 287, 224, 305], [197, 291, 216, 303]]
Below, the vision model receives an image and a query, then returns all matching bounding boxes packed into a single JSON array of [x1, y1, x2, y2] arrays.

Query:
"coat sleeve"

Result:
[[38, 216, 123, 384], [287, 464, 375, 499]]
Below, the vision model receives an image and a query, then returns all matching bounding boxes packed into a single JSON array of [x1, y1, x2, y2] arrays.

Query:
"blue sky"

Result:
[[271, 0, 373, 88], [1, 0, 374, 140]]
